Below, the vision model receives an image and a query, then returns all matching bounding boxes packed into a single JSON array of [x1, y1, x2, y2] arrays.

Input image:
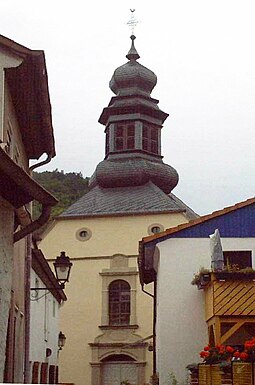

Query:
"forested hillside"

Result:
[[33, 169, 89, 219]]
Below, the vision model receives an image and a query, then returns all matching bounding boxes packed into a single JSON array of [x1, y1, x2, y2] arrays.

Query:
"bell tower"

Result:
[[90, 35, 179, 195]]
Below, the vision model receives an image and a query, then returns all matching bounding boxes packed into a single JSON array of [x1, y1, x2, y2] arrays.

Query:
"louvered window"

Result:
[[114, 124, 135, 151], [142, 124, 158, 154]]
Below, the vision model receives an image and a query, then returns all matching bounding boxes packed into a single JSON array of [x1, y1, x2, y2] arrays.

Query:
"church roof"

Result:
[[58, 181, 196, 219]]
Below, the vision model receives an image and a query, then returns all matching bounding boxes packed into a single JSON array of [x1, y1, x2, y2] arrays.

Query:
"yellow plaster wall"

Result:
[[40, 212, 188, 385], [41, 213, 187, 258]]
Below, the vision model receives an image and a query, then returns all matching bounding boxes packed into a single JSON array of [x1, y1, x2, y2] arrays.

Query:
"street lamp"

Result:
[[53, 251, 73, 289], [30, 251, 72, 292], [58, 331, 66, 351]]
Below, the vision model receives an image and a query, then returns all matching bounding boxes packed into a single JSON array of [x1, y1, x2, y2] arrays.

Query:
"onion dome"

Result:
[[109, 35, 157, 98], [90, 157, 179, 195]]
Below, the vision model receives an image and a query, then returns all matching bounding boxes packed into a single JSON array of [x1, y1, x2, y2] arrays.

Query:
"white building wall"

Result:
[[0, 197, 14, 382], [156, 237, 255, 384], [30, 270, 60, 368]]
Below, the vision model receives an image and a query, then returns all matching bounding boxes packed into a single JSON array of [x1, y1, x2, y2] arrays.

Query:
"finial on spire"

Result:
[[127, 9, 138, 35], [126, 34, 140, 61]]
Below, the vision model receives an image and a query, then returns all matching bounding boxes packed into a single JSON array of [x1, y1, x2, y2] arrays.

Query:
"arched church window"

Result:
[[114, 123, 135, 151], [142, 124, 158, 155], [109, 280, 130, 325]]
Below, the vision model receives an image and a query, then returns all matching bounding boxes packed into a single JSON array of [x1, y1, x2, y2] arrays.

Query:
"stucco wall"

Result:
[[156, 237, 255, 384], [41, 213, 187, 257], [0, 197, 14, 382], [30, 270, 60, 367], [40, 212, 188, 385]]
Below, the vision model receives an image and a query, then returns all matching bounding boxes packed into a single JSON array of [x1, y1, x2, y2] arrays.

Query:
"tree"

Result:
[[33, 169, 89, 219]]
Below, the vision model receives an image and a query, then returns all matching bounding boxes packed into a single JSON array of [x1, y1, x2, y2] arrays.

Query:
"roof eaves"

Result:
[[0, 34, 55, 159], [0, 34, 31, 57], [0, 148, 57, 208], [57, 208, 185, 220]]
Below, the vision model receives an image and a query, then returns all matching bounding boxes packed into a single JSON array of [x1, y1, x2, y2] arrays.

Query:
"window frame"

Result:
[[108, 280, 131, 326], [100, 255, 138, 327], [223, 250, 252, 270]]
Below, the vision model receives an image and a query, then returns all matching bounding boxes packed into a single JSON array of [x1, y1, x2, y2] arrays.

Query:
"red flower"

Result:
[[204, 345, 210, 351], [200, 351, 210, 358], [226, 346, 234, 353], [234, 351, 240, 358], [240, 352, 248, 361]]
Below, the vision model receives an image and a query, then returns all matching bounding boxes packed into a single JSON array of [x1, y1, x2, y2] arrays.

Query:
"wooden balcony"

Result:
[[200, 272, 255, 345]]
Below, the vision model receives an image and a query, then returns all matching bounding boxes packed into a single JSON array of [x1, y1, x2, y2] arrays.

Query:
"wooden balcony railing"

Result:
[[194, 271, 255, 345]]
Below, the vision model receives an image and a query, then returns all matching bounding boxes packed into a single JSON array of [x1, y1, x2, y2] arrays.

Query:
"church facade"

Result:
[[40, 35, 197, 385]]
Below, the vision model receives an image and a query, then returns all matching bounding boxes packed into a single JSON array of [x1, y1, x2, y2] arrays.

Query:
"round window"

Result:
[[76, 228, 92, 241], [151, 226, 161, 234], [148, 223, 164, 235]]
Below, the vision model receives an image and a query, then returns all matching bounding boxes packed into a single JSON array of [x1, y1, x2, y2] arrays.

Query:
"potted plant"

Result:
[[191, 267, 211, 289]]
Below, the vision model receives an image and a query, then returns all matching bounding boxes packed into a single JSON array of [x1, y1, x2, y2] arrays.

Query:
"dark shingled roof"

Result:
[[58, 181, 197, 219]]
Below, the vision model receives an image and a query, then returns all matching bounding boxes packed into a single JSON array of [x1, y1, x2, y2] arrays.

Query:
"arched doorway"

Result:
[[101, 354, 138, 385]]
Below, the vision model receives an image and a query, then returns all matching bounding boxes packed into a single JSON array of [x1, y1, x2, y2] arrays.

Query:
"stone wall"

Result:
[[0, 196, 14, 381]]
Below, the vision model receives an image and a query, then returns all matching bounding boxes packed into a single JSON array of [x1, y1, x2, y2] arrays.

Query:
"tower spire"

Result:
[[126, 35, 140, 61]]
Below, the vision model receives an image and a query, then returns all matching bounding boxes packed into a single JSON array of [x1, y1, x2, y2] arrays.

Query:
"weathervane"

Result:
[[127, 9, 138, 35]]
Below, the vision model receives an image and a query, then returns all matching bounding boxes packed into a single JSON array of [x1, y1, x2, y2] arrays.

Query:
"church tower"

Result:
[[40, 35, 197, 385], [93, 34, 178, 196]]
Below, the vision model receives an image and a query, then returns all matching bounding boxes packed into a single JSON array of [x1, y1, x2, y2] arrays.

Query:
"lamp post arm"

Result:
[[30, 284, 65, 291]]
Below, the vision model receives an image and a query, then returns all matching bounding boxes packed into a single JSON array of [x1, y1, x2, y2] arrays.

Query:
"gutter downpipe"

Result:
[[29, 153, 52, 172], [14, 205, 52, 243], [153, 280, 157, 377], [14, 201, 54, 382], [23, 153, 53, 382], [24, 232, 32, 383], [142, 283, 157, 376]]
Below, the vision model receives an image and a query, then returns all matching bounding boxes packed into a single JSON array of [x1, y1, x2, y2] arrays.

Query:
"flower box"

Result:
[[197, 364, 230, 385], [191, 363, 252, 385], [232, 362, 253, 385], [214, 271, 255, 281]]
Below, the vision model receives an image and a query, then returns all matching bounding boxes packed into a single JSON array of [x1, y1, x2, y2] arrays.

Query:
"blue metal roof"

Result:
[[154, 203, 255, 244]]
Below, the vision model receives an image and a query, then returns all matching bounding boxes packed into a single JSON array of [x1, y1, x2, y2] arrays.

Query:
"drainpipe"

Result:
[[14, 205, 52, 243], [142, 283, 157, 375], [14, 204, 53, 381], [24, 232, 32, 383], [153, 280, 157, 376], [29, 153, 52, 172]]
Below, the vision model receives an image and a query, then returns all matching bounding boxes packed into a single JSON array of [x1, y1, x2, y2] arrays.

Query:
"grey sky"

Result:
[[1, 0, 254, 215]]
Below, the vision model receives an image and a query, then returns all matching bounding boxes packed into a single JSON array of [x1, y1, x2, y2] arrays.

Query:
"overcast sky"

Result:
[[1, 0, 255, 215]]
